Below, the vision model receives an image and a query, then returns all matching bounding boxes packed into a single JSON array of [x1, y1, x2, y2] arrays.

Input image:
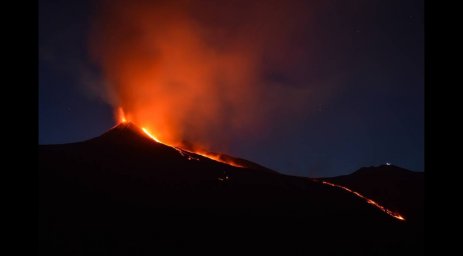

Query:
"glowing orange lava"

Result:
[[141, 128, 161, 143], [320, 180, 406, 221], [137, 122, 244, 168], [192, 150, 244, 168]]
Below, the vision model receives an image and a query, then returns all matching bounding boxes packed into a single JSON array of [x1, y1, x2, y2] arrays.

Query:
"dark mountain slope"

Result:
[[39, 123, 423, 255]]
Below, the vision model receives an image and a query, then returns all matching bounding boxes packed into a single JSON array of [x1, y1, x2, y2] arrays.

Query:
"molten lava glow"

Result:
[[320, 180, 406, 221], [140, 125, 244, 168], [141, 128, 161, 143], [192, 150, 244, 168]]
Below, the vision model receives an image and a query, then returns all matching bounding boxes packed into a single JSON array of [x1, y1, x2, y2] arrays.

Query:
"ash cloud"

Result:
[[89, 0, 325, 150]]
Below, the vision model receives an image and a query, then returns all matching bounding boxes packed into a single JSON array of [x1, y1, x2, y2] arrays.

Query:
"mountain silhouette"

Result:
[[39, 123, 423, 255]]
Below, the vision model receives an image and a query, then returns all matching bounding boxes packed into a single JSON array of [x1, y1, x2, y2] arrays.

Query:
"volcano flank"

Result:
[[39, 123, 423, 255]]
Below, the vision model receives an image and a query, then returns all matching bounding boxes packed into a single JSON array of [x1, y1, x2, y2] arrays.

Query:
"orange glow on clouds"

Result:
[[90, 0, 313, 153]]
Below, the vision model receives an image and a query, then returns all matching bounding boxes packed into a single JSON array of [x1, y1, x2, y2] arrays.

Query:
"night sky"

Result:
[[39, 0, 424, 177]]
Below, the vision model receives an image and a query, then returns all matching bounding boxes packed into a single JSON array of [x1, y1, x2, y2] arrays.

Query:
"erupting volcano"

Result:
[[39, 0, 424, 254], [115, 107, 247, 168]]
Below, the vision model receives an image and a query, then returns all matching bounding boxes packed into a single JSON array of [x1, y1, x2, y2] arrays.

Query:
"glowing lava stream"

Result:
[[141, 128, 161, 143], [319, 180, 406, 221], [141, 127, 202, 161], [140, 126, 243, 168]]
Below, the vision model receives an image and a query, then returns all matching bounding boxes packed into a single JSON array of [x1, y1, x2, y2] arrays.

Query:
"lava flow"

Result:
[[142, 127, 244, 167], [141, 128, 161, 143], [117, 108, 244, 168], [319, 180, 406, 221]]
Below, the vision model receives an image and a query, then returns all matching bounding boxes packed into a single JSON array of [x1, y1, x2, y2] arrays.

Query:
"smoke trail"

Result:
[[89, 0, 315, 150]]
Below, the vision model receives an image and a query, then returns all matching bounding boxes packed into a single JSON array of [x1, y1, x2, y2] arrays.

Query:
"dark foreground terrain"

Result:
[[39, 123, 424, 255]]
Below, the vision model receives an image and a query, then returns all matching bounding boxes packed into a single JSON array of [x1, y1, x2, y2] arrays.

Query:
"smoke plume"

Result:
[[89, 0, 315, 150]]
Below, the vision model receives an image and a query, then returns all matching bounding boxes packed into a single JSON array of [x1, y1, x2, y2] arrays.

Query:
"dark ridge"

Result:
[[39, 125, 423, 255]]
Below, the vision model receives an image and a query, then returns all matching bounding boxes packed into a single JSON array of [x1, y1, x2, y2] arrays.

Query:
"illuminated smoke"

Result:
[[89, 0, 313, 150]]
